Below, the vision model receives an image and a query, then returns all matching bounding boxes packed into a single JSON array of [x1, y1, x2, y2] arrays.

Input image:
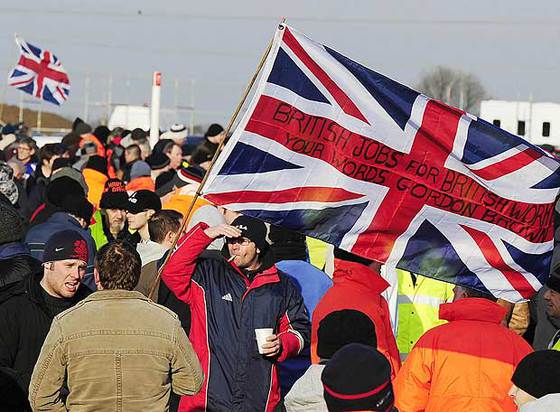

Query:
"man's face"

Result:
[[16, 143, 34, 162], [42, 259, 86, 298], [127, 210, 149, 230], [124, 150, 137, 164], [543, 288, 560, 318], [168, 144, 183, 170], [105, 208, 126, 230], [227, 237, 260, 270], [140, 145, 151, 160]]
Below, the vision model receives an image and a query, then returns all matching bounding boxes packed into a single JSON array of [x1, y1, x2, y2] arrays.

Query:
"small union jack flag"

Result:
[[203, 24, 560, 302], [8, 35, 70, 106]]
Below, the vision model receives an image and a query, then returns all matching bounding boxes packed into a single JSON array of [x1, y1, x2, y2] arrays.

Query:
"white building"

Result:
[[479, 100, 560, 147]]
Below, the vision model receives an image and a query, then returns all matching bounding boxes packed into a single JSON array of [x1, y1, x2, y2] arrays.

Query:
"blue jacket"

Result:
[[24, 212, 96, 290], [162, 224, 311, 412], [276, 260, 332, 395]]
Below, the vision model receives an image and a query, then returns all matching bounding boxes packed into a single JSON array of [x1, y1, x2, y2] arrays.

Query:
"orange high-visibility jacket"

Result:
[[394, 298, 532, 412]]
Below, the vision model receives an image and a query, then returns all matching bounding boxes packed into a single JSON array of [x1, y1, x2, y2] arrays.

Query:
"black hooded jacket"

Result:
[[0, 271, 91, 410]]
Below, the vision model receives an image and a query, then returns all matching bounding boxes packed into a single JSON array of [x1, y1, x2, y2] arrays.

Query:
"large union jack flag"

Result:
[[203, 24, 560, 302], [8, 36, 70, 106]]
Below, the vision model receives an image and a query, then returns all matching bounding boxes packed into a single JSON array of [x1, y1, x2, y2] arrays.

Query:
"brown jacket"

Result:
[[29, 290, 203, 412]]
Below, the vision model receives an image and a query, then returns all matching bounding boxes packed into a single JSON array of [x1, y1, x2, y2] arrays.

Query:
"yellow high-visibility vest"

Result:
[[396, 269, 455, 355], [306, 237, 328, 270], [550, 330, 560, 351]]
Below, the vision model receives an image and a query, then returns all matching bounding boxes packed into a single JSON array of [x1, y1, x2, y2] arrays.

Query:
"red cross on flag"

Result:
[[8, 35, 70, 106]]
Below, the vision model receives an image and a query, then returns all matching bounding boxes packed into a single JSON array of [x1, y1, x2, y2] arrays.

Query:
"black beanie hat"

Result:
[[60, 194, 94, 224], [153, 139, 174, 155], [100, 178, 129, 210], [131, 128, 147, 142], [334, 247, 373, 266], [231, 215, 269, 253], [43, 230, 89, 263], [204, 123, 224, 138], [72, 117, 92, 135], [46, 177, 85, 207], [317, 310, 377, 359], [51, 157, 72, 172], [0, 198, 25, 244], [546, 275, 560, 294], [322, 343, 394, 412], [85, 155, 108, 176], [146, 151, 171, 170], [511, 350, 560, 398], [93, 125, 111, 145]]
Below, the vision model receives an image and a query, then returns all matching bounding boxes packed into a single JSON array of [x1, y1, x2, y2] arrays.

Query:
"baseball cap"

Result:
[[126, 190, 162, 214]]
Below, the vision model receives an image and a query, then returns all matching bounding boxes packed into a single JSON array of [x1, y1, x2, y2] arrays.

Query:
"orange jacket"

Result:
[[126, 176, 155, 192], [82, 168, 108, 209], [162, 190, 211, 220], [311, 259, 401, 379], [394, 298, 533, 412]]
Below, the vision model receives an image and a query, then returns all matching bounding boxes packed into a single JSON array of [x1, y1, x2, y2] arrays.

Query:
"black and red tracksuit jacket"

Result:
[[162, 223, 311, 411]]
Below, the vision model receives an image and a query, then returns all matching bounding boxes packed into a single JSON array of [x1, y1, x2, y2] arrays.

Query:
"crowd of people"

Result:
[[0, 118, 559, 412]]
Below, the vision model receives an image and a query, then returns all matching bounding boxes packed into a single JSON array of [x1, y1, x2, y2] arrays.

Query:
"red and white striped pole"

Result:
[[149, 71, 161, 148]]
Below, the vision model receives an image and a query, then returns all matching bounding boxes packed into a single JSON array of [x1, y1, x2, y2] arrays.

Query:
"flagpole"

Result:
[[147, 21, 282, 300]]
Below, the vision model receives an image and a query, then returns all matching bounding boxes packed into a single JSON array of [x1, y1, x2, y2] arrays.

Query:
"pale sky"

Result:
[[1, 0, 559, 127]]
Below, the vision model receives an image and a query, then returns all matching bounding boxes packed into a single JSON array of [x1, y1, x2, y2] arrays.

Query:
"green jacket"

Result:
[[90, 210, 134, 250], [29, 290, 203, 412], [89, 210, 110, 250]]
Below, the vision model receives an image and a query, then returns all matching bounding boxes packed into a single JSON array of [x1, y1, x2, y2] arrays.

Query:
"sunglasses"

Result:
[[226, 237, 252, 246]]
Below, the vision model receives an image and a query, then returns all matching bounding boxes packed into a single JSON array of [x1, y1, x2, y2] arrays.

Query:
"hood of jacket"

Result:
[[126, 176, 155, 192], [439, 297, 507, 324], [0, 242, 30, 260], [48, 211, 82, 228], [331, 258, 389, 294], [82, 167, 108, 185]]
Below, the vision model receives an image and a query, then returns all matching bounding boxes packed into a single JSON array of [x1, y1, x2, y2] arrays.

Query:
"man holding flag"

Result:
[[161, 215, 310, 412]]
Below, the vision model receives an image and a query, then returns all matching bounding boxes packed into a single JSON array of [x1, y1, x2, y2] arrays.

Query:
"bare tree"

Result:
[[416, 66, 487, 115]]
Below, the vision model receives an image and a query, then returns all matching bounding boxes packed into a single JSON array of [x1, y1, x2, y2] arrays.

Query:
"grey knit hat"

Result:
[[0, 161, 18, 205], [130, 160, 151, 180], [50, 166, 89, 196]]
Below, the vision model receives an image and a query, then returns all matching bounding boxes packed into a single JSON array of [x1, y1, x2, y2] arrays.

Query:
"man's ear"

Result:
[[166, 231, 177, 244], [93, 268, 102, 289], [146, 209, 155, 220]]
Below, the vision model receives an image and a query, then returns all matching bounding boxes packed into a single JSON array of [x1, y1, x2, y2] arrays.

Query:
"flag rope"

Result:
[[147, 20, 283, 300]]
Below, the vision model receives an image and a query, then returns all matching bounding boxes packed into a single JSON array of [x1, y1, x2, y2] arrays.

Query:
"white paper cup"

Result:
[[255, 328, 274, 354]]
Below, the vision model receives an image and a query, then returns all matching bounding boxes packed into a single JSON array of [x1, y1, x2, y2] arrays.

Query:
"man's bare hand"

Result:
[[204, 224, 242, 240], [261, 334, 282, 357]]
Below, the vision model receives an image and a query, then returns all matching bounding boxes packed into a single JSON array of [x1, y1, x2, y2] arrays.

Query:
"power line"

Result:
[[0, 7, 559, 27]]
